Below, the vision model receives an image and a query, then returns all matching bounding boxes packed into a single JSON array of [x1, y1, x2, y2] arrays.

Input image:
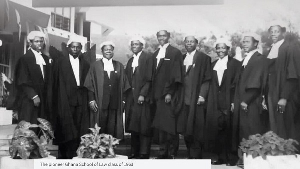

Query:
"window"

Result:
[[51, 7, 71, 31]]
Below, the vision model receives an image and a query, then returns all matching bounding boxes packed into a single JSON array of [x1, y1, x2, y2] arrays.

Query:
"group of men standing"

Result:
[[10, 20, 300, 166]]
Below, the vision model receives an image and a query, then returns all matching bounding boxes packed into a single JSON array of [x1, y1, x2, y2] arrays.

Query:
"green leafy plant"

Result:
[[76, 123, 120, 159], [240, 131, 299, 159], [9, 118, 55, 159]]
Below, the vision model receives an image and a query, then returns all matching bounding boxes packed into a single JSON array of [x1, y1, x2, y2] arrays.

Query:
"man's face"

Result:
[[242, 36, 257, 53], [131, 40, 143, 55], [30, 36, 44, 52], [269, 26, 284, 43], [184, 36, 197, 53], [157, 31, 170, 46], [102, 45, 114, 60], [216, 43, 229, 58], [68, 42, 82, 56]]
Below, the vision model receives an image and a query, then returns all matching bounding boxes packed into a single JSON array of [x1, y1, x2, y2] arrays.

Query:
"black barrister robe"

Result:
[[264, 40, 300, 141], [13, 49, 52, 125], [151, 45, 183, 135], [176, 51, 212, 142], [206, 57, 241, 145], [232, 51, 267, 151], [124, 51, 154, 136], [84, 59, 130, 139], [53, 53, 90, 144]]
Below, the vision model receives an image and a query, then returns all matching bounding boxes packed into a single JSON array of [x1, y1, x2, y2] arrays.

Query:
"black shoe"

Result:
[[169, 155, 176, 159], [155, 155, 168, 159], [140, 154, 149, 159], [211, 159, 225, 165], [128, 154, 139, 159]]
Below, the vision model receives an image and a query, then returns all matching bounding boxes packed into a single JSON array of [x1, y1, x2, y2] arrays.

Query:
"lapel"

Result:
[[66, 54, 78, 85], [155, 45, 165, 73], [27, 49, 44, 82], [245, 51, 259, 70], [41, 54, 50, 83]]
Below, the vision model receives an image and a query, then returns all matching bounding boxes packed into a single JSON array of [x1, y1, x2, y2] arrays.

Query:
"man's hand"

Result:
[[89, 100, 98, 112], [231, 103, 234, 112], [241, 102, 248, 112], [197, 96, 205, 105], [138, 95, 145, 104], [277, 98, 287, 113], [33, 96, 41, 107], [165, 94, 171, 103], [262, 97, 267, 110]]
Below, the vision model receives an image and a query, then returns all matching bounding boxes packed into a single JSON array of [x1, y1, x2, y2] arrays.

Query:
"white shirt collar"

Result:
[[132, 51, 142, 68], [213, 55, 228, 86], [242, 49, 258, 67], [156, 43, 169, 60], [267, 39, 285, 59], [31, 49, 46, 65], [102, 57, 114, 72], [159, 43, 169, 49], [69, 54, 80, 86], [184, 50, 196, 68]]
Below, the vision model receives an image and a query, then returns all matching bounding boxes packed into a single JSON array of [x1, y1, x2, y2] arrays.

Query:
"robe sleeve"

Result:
[[139, 55, 154, 97], [243, 88, 261, 105], [280, 43, 299, 99], [15, 57, 38, 99], [199, 55, 212, 99], [199, 81, 209, 99], [163, 50, 183, 96], [280, 79, 298, 100], [84, 64, 96, 101]]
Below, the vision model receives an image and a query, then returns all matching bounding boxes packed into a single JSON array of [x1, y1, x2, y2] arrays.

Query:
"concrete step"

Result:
[[0, 124, 58, 158]]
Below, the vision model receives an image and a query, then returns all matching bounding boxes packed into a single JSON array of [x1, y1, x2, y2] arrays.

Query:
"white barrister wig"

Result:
[[27, 31, 45, 42], [268, 20, 288, 31], [100, 41, 115, 50], [214, 37, 232, 48], [129, 36, 146, 47], [242, 32, 261, 42], [66, 36, 83, 47]]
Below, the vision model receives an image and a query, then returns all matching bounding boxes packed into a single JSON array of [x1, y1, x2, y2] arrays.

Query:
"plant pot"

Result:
[[0, 155, 55, 169], [73, 155, 128, 159], [244, 153, 300, 169]]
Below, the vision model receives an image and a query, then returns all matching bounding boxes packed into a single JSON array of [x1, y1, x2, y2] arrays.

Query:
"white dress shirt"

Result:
[[69, 54, 80, 86], [242, 49, 258, 67], [132, 51, 142, 73], [213, 55, 228, 86], [31, 49, 46, 79], [156, 43, 169, 67], [102, 58, 114, 78], [267, 39, 285, 59], [184, 50, 196, 72]]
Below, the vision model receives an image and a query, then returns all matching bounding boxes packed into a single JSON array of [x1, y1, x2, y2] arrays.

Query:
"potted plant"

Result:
[[75, 123, 122, 159], [8, 118, 55, 159], [0, 118, 55, 169], [240, 131, 300, 169]]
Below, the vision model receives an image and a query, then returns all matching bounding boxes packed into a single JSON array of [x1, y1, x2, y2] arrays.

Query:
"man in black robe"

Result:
[[85, 41, 129, 140], [151, 30, 183, 159], [232, 33, 267, 156], [264, 21, 300, 143], [206, 38, 240, 165], [124, 37, 154, 159], [53, 38, 90, 159], [176, 36, 211, 159], [13, 31, 52, 126]]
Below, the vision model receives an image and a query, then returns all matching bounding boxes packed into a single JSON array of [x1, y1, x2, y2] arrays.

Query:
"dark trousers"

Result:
[[215, 109, 231, 160], [183, 105, 203, 159], [100, 109, 118, 138], [59, 139, 80, 159], [58, 105, 83, 159], [131, 132, 152, 156], [159, 130, 179, 157]]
